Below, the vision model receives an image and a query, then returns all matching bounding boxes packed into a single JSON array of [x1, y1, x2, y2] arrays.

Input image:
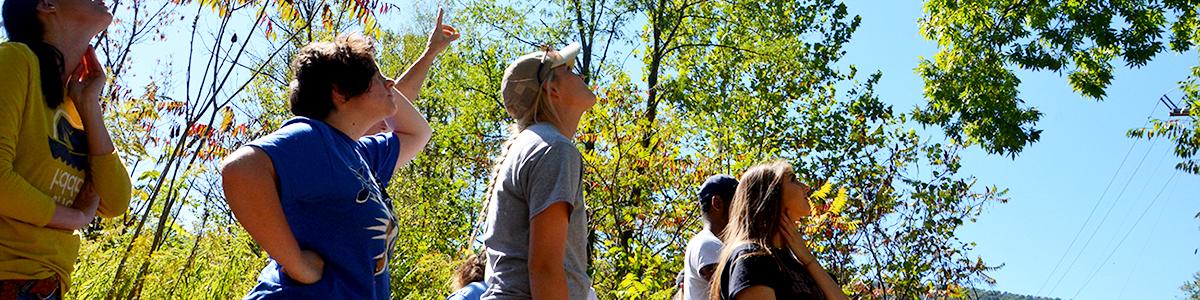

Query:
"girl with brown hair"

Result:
[[709, 161, 849, 300]]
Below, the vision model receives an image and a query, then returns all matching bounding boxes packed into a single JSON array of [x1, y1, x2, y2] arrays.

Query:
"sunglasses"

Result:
[[535, 45, 586, 86]]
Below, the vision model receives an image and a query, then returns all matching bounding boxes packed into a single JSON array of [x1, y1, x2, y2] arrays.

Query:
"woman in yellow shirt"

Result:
[[0, 0, 132, 298]]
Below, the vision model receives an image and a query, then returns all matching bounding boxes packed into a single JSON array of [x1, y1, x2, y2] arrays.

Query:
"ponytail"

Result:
[[463, 123, 527, 254]]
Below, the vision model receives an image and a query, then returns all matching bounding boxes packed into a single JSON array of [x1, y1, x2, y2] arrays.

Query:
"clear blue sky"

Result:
[[842, 1, 1200, 299]]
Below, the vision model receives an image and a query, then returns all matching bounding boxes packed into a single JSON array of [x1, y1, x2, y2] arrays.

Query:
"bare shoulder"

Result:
[[220, 146, 274, 178]]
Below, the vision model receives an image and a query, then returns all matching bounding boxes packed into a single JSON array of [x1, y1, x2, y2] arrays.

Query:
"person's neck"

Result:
[[703, 222, 723, 237], [549, 111, 581, 140], [323, 111, 372, 139], [770, 234, 787, 249], [43, 30, 93, 82]]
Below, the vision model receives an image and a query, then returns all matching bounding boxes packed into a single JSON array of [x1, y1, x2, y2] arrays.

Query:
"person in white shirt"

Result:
[[681, 174, 739, 300]]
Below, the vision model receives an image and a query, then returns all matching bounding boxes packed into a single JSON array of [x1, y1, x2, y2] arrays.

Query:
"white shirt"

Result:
[[683, 229, 723, 300]]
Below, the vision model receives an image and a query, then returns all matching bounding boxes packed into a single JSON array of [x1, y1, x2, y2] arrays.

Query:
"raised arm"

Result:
[[71, 47, 131, 219], [783, 222, 849, 300], [382, 7, 460, 170]]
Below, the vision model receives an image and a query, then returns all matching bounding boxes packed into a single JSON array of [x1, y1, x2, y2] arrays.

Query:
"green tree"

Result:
[[59, 0, 1012, 299], [916, 0, 1200, 173], [66, 0, 387, 299], [962, 288, 1062, 300], [460, 0, 1006, 298]]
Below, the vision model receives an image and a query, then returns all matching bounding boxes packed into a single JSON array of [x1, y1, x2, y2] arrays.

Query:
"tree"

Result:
[[459, 0, 1006, 298], [1184, 271, 1200, 300], [54, 0, 1010, 298], [963, 288, 1063, 300], [66, 0, 388, 299], [916, 0, 1200, 173]]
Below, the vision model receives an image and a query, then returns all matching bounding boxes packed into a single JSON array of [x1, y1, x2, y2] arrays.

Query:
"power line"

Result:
[[1095, 90, 1190, 297], [1112, 165, 1176, 299], [1045, 137, 1160, 295], [1034, 100, 1162, 296], [1109, 148, 1176, 298], [1070, 169, 1180, 298], [1032, 131, 1141, 295]]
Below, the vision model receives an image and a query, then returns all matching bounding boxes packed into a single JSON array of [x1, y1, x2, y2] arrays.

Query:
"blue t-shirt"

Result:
[[447, 282, 487, 300], [242, 117, 401, 300]]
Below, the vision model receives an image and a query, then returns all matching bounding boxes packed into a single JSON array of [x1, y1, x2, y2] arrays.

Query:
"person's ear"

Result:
[[543, 79, 561, 102], [330, 86, 350, 107], [37, 0, 58, 13], [711, 196, 724, 212]]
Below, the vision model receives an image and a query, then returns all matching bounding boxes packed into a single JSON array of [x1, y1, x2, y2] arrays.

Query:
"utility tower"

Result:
[[1160, 95, 1192, 117]]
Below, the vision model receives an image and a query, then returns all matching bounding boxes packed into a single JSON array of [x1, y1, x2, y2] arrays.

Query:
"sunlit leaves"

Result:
[[75, 0, 1018, 298], [918, 0, 1200, 157], [1182, 271, 1200, 299]]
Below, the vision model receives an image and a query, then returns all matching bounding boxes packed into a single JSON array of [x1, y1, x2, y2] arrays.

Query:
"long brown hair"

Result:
[[3, 0, 67, 108], [708, 161, 796, 300]]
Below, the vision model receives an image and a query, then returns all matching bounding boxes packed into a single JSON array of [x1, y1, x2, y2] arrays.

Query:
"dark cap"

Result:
[[699, 174, 738, 212]]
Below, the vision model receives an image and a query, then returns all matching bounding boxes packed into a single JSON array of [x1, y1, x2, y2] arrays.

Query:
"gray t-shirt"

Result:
[[481, 122, 591, 300]]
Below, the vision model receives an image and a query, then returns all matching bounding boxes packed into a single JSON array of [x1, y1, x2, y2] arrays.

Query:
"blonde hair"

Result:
[[463, 47, 568, 253], [511, 44, 567, 130]]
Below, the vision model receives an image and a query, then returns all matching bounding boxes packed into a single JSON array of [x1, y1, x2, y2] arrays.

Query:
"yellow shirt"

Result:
[[0, 42, 132, 292]]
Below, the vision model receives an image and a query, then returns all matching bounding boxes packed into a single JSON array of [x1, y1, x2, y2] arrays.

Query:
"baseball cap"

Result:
[[499, 42, 581, 120], [699, 174, 739, 210]]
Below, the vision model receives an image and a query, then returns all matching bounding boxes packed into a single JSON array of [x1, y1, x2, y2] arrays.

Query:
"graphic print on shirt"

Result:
[[48, 110, 89, 170], [349, 164, 399, 276], [47, 109, 87, 205]]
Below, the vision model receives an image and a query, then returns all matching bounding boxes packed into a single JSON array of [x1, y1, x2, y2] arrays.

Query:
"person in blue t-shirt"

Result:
[[447, 252, 487, 300], [218, 8, 459, 300]]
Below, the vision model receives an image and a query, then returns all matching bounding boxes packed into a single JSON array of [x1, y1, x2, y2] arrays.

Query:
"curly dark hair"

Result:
[[288, 33, 379, 120], [452, 252, 486, 290]]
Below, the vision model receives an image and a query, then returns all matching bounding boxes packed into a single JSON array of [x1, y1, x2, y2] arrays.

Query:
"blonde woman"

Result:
[[479, 42, 596, 300]]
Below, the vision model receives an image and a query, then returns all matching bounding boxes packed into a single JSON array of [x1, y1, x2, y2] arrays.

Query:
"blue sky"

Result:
[[841, 1, 1200, 299]]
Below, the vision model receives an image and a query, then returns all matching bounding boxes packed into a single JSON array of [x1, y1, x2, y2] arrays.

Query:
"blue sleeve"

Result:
[[356, 132, 401, 187], [446, 282, 487, 300], [445, 289, 467, 300], [245, 120, 322, 202]]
